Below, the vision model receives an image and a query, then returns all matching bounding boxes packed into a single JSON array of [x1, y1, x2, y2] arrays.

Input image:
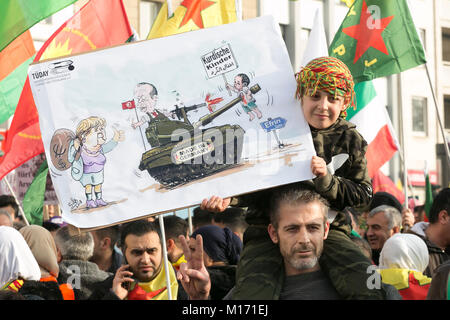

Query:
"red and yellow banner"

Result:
[[148, 0, 237, 40], [0, 0, 133, 181]]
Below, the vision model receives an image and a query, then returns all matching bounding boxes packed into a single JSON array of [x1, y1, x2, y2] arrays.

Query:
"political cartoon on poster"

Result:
[[29, 16, 317, 229]]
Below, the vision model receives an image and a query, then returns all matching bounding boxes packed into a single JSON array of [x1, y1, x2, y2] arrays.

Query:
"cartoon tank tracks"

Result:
[[139, 84, 261, 188]]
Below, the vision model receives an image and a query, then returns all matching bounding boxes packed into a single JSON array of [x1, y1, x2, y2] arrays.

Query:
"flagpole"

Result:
[[3, 176, 29, 226], [235, 0, 242, 22], [187, 206, 193, 235], [166, 0, 174, 17], [425, 63, 450, 168], [134, 108, 147, 150], [158, 214, 173, 300], [396, 144, 417, 207], [397, 73, 409, 208]]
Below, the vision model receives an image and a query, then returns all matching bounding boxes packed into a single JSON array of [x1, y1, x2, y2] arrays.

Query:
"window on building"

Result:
[[140, 1, 163, 39], [444, 95, 450, 130], [412, 97, 428, 135], [419, 28, 426, 51], [443, 27, 450, 62]]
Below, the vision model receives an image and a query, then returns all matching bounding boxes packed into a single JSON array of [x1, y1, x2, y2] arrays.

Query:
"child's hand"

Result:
[[200, 196, 231, 213], [311, 156, 328, 177]]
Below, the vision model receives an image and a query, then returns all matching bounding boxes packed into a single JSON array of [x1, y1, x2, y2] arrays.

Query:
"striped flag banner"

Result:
[[346, 80, 399, 178]]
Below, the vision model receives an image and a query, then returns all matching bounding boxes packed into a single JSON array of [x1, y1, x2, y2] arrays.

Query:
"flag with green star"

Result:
[[329, 0, 426, 83]]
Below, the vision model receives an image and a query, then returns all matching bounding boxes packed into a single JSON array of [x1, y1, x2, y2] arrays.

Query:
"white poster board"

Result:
[[29, 16, 316, 229], [0, 154, 58, 205]]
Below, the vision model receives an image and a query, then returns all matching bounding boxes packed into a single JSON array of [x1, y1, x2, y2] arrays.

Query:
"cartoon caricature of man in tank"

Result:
[[131, 82, 173, 129]]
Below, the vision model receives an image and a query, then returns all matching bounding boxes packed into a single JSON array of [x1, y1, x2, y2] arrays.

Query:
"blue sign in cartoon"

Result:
[[260, 117, 287, 148], [260, 117, 287, 132]]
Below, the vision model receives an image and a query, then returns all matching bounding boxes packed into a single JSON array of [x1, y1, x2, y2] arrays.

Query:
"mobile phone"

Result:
[[120, 264, 136, 291]]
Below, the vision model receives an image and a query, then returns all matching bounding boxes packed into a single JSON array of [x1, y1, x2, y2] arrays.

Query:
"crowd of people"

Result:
[[0, 183, 449, 301], [0, 56, 449, 301]]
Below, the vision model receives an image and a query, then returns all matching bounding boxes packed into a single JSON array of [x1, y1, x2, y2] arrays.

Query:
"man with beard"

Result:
[[179, 189, 341, 299], [89, 220, 187, 300], [265, 188, 340, 299], [179, 188, 401, 300]]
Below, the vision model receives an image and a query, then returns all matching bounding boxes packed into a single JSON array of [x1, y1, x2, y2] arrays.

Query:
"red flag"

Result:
[[122, 100, 136, 110], [0, 0, 133, 180], [372, 170, 405, 205]]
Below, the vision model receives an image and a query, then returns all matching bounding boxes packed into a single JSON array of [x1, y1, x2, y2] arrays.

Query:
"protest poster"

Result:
[[29, 16, 316, 229], [0, 154, 58, 205]]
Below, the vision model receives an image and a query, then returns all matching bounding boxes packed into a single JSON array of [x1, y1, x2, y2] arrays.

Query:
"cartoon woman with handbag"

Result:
[[66, 116, 125, 209]]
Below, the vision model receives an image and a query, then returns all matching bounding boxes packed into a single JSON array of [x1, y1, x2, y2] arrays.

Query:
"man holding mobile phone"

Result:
[[89, 220, 187, 300]]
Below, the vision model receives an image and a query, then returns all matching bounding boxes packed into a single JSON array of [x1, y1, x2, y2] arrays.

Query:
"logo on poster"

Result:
[[48, 60, 75, 75]]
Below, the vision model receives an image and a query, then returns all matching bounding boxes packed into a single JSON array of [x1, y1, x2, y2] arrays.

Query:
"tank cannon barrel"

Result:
[[194, 84, 261, 128]]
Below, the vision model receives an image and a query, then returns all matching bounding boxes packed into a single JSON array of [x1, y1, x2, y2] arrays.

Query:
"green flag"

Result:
[[0, 55, 35, 123], [22, 158, 49, 225], [329, 0, 426, 83], [0, 0, 77, 52]]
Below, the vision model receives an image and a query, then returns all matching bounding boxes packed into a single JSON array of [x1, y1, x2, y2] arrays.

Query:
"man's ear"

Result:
[[323, 221, 330, 240], [268, 224, 279, 244], [438, 210, 449, 224], [392, 226, 401, 234], [101, 237, 111, 250], [166, 238, 175, 251]]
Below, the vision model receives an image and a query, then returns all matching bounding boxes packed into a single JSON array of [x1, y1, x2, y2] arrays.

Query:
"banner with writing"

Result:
[[29, 16, 316, 229]]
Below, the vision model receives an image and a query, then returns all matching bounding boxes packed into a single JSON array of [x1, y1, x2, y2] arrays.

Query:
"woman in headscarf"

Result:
[[19, 225, 75, 300], [190, 225, 242, 300], [379, 233, 431, 300], [0, 226, 41, 293]]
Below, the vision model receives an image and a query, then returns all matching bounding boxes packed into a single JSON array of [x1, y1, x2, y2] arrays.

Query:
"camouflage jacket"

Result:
[[231, 117, 372, 224], [309, 117, 372, 211]]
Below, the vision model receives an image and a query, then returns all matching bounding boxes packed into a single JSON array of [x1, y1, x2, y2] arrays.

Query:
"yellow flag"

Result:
[[147, 0, 237, 40], [341, 0, 355, 7], [396, 179, 403, 192]]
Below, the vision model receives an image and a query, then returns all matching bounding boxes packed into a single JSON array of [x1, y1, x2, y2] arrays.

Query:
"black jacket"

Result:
[[19, 280, 63, 300], [88, 273, 188, 300], [407, 224, 450, 277], [207, 265, 237, 300]]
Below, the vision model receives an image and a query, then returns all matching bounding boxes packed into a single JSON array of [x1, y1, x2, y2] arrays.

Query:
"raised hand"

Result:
[[177, 235, 210, 300], [112, 126, 125, 142], [111, 264, 135, 300], [401, 208, 415, 230], [200, 196, 231, 213]]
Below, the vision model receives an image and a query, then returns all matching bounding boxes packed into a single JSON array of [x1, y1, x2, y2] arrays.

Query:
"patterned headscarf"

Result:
[[295, 56, 356, 118]]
